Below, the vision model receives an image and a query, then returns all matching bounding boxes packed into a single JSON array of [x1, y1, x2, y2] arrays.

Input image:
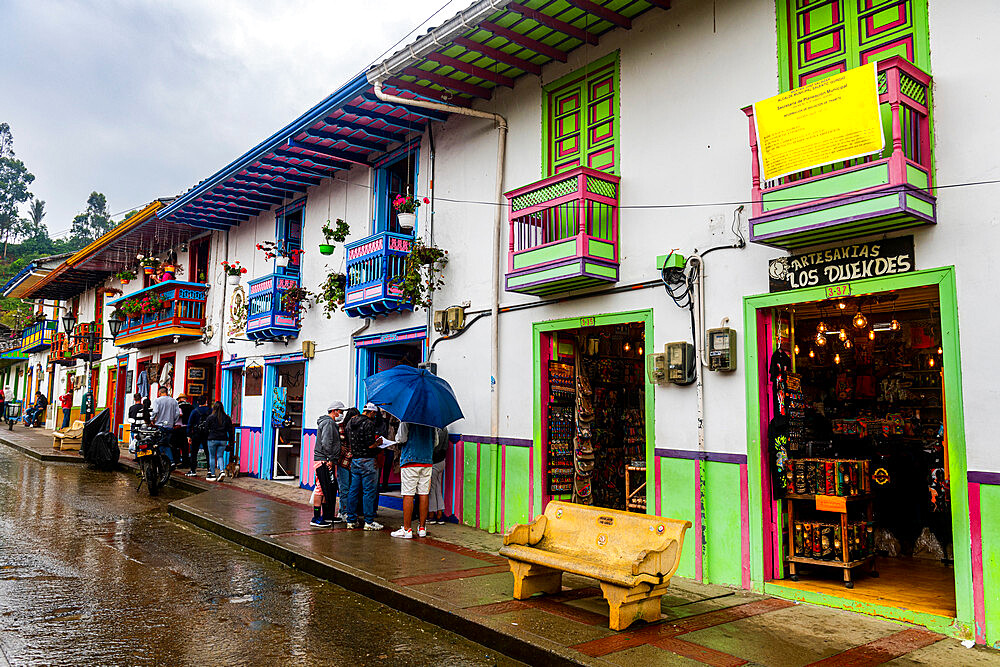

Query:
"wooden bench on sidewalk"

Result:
[[500, 501, 691, 631], [52, 420, 86, 451]]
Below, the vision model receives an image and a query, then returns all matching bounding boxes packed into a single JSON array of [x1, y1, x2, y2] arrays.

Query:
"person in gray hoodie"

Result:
[[311, 400, 345, 527]]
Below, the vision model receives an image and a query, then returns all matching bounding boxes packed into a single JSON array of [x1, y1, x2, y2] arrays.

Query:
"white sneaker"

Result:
[[363, 521, 384, 531], [417, 526, 427, 538], [216, 471, 225, 482], [390, 527, 413, 539]]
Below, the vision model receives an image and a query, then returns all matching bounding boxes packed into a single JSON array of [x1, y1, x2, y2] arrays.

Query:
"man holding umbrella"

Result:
[[390, 421, 438, 538], [343, 403, 385, 531]]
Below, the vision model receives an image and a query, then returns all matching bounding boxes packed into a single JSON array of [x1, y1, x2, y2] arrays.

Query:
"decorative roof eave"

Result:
[[0, 253, 73, 299], [365, 0, 669, 104]]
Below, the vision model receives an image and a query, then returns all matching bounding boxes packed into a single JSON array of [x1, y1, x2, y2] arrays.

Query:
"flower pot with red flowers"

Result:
[[393, 195, 428, 233], [221, 260, 247, 285], [256, 240, 303, 268]]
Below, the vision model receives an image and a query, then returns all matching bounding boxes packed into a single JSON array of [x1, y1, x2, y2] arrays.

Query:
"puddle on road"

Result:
[[0, 448, 521, 666]]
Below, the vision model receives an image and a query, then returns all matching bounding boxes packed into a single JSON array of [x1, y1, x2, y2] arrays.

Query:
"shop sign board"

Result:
[[768, 236, 914, 293], [753, 62, 883, 182]]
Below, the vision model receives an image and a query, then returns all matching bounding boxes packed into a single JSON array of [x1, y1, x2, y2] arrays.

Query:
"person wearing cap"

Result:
[[343, 403, 384, 531], [311, 400, 345, 527]]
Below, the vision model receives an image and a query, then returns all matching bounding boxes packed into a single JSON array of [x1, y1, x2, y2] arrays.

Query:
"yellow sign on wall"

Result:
[[753, 63, 884, 182]]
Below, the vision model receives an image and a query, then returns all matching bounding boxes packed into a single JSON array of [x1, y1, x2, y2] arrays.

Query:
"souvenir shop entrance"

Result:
[[745, 268, 970, 630], [534, 310, 653, 515]]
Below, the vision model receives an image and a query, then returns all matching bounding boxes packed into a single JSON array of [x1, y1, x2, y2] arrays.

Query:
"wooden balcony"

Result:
[[344, 231, 412, 318], [743, 57, 934, 249], [50, 333, 74, 365], [505, 166, 620, 296], [20, 319, 57, 353], [247, 273, 300, 341], [109, 280, 209, 348], [72, 322, 103, 361]]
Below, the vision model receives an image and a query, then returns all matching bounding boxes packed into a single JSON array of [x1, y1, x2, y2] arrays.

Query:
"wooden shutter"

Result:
[[779, 0, 930, 91], [545, 54, 619, 176]]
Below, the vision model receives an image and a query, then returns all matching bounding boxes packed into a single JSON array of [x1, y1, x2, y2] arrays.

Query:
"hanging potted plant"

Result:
[[256, 241, 303, 268], [393, 195, 427, 233], [397, 237, 448, 310], [319, 219, 350, 255], [280, 286, 313, 319], [316, 270, 347, 318], [139, 256, 160, 276], [221, 260, 247, 285], [114, 269, 137, 285], [103, 287, 122, 298]]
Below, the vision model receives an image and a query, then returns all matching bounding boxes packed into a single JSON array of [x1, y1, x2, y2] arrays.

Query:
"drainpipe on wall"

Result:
[[217, 230, 230, 361], [371, 80, 508, 440], [688, 253, 708, 583], [425, 125, 436, 355]]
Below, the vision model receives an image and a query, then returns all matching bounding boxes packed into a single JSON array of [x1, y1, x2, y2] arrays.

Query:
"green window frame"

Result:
[[542, 51, 620, 177], [776, 0, 930, 92]]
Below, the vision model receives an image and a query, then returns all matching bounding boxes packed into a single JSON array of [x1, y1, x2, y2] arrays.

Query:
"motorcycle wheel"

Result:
[[156, 453, 172, 488], [142, 459, 160, 496]]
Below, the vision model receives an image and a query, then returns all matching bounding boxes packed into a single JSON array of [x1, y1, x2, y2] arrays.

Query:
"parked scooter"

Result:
[[133, 425, 171, 496]]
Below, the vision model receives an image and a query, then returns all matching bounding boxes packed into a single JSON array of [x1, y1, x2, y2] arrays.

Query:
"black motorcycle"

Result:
[[133, 425, 172, 496]]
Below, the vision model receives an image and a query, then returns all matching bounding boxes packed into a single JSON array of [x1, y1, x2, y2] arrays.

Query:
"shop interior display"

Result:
[[768, 286, 952, 597], [544, 323, 646, 511]]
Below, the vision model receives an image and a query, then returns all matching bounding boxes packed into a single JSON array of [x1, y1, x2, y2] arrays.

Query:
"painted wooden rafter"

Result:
[[191, 200, 259, 217], [452, 37, 542, 75], [200, 194, 270, 212], [400, 66, 492, 99], [506, 3, 599, 45], [321, 117, 404, 144], [426, 53, 515, 88], [359, 92, 451, 121], [227, 177, 304, 198], [231, 174, 308, 194], [563, 0, 631, 29], [303, 128, 385, 153], [287, 139, 372, 168], [243, 165, 321, 187], [258, 157, 334, 179], [272, 148, 352, 172], [340, 105, 426, 133], [478, 21, 569, 63], [213, 187, 285, 207]]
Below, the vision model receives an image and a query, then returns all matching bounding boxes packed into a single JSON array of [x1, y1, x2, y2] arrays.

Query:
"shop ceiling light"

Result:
[[794, 344, 800, 355], [937, 346, 943, 355], [869, 329, 876, 340], [844, 339, 852, 349], [838, 329, 847, 341], [817, 321, 828, 333], [623, 341, 631, 353], [838, 301, 847, 310], [809, 349, 815, 358], [853, 311, 868, 329], [834, 353, 841, 364], [890, 319, 901, 331], [929, 357, 935, 367], [815, 332, 827, 346]]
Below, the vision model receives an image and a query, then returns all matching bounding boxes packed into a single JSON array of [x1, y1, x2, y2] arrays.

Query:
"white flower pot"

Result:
[[275, 255, 290, 268], [226, 274, 241, 286], [397, 212, 416, 232]]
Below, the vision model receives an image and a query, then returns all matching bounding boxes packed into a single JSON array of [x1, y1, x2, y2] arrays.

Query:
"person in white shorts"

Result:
[[390, 421, 436, 539]]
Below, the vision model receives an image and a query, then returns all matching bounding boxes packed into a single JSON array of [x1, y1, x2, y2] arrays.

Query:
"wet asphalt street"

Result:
[[0, 447, 520, 666]]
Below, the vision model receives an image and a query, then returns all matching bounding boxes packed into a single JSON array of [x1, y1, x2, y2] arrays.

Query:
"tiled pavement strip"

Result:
[[4, 427, 999, 666]]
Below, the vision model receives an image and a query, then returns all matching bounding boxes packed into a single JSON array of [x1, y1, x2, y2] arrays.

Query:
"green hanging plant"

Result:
[[319, 219, 350, 255], [397, 238, 448, 310], [280, 286, 313, 317], [316, 270, 347, 318]]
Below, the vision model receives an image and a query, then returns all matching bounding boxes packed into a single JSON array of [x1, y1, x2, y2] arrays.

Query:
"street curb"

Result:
[[168, 499, 596, 667], [0, 433, 86, 463]]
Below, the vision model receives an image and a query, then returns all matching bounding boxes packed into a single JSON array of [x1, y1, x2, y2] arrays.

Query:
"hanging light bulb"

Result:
[[853, 311, 867, 329], [817, 321, 828, 334], [890, 319, 900, 331], [623, 341, 631, 353], [838, 329, 847, 341], [809, 349, 815, 358], [937, 346, 943, 355], [815, 332, 827, 346], [637, 345, 643, 356], [928, 357, 935, 368], [838, 301, 847, 310], [834, 353, 841, 364], [794, 344, 800, 355], [844, 338, 852, 349], [868, 329, 875, 340]]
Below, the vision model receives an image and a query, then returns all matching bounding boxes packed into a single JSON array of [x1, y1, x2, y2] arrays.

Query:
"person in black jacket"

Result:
[[311, 400, 345, 527], [343, 403, 384, 530], [203, 401, 234, 482], [185, 396, 212, 477]]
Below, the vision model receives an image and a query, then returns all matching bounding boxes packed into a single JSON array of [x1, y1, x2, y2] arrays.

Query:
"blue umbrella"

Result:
[[363, 365, 463, 429]]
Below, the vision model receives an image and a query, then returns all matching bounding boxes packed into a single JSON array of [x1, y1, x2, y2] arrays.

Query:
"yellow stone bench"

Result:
[[500, 501, 691, 631]]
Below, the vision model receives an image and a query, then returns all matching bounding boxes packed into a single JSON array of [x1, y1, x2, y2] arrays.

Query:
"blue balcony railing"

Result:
[[20, 319, 57, 352], [108, 281, 208, 348], [344, 231, 412, 318], [247, 273, 300, 341]]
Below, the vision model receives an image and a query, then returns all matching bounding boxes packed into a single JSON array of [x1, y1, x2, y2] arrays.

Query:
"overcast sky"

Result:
[[0, 0, 459, 237]]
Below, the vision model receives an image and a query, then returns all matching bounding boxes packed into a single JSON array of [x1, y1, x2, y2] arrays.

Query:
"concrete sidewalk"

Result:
[[2, 427, 998, 665]]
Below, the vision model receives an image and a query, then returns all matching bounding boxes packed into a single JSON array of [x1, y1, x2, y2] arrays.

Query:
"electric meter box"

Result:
[[665, 341, 696, 385], [646, 352, 666, 384], [433, 310, 447, 333], [446, 306, 465, 332], [707, 327, 737, 372]]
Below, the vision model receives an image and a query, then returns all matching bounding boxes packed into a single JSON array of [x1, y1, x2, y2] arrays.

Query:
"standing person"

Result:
[[338, 407, 360, 521], [376, 409, 395, 492], [173, 394, 192, 469], [58, 390, 74, 429], [126, 393, 144, 454], [150, 386, 180, 466], [23, 391, 48, 427], [185, 396, 211, 477], [428, 428, 449, 524], [203, 401, 234, 482], [311, 400, 346, 527], [390, 421, 437, 538], [344, 403, 384, 531]]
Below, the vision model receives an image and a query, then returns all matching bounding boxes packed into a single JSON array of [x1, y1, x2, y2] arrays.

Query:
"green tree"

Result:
[[70, 191, 114, 244], [0, 124, 35, 256]]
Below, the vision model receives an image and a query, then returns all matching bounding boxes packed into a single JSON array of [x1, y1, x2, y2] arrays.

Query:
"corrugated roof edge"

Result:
[[159, 72, 371, 220], [366, 0, 511, 83], [0, 253, 75, 298]]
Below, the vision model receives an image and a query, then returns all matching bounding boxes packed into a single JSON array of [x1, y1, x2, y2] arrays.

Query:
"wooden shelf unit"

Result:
[[786, 493, 878, 588]]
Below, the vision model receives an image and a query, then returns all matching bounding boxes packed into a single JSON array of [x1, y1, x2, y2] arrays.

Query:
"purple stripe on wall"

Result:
[[455, 434, 533, 448], [968, 471, 1000, 485], [654, 448, 748, 465]]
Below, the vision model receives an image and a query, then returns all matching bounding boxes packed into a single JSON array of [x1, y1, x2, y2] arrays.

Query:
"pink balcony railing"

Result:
[[742, 57, 934, 249], [505, 166, 620, 296]]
